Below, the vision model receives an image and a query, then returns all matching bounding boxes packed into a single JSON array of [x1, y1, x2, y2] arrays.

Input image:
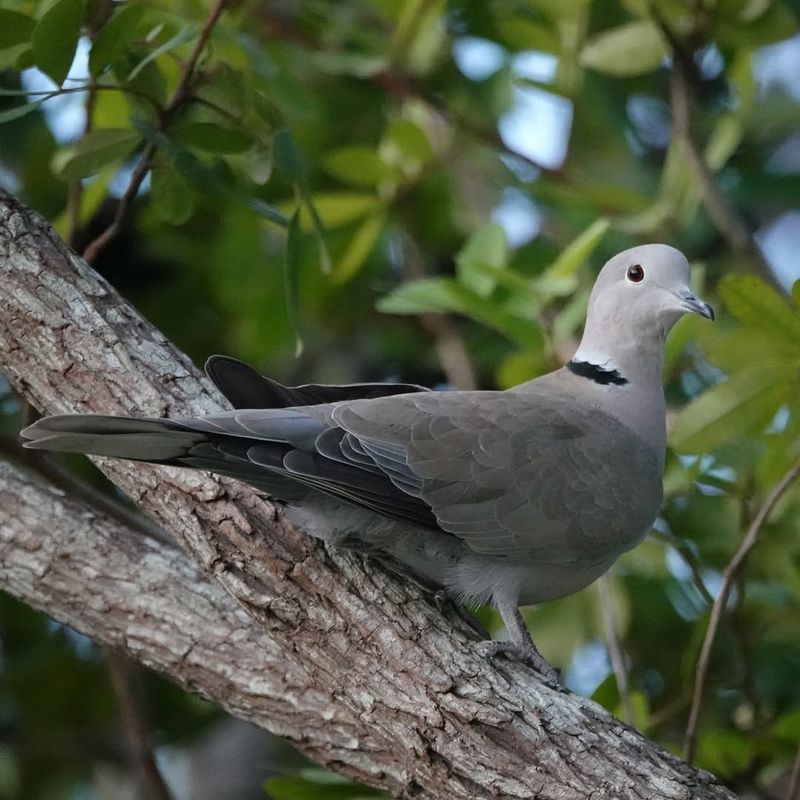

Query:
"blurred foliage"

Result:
[[1, 0, 800, 798]]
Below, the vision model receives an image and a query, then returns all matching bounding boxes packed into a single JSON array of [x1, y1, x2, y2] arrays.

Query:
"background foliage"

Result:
[[1, 0, 800, 798]]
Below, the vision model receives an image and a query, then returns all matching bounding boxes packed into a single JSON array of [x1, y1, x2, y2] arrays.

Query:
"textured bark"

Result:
[[0, 187, 736, 799]]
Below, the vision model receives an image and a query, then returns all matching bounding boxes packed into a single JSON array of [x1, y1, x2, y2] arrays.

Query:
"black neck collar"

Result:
[[567, 359, 628, 386]]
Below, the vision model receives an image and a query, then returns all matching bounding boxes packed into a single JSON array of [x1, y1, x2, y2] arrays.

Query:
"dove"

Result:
[[20, 243, 713, 683]]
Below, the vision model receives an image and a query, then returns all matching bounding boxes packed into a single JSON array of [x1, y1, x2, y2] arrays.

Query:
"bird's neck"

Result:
[[566, 332, 667, 456]]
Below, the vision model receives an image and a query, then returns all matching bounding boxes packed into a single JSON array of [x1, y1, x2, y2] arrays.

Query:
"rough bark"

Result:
[[0, 187, 736, 799]]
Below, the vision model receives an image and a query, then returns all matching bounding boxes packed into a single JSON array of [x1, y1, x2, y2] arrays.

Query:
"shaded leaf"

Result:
[[32, 0, 84, 85], [173, 122, 251, 154], [273, 127, 306, 187], [718, 1, 797, 47], [150, 162, 193, 224], [580, 20, 668, 77], [0, 10, 35, 50], [0, 99, 44, 125], [284, 211, 304, 356], [55, 128, 140, 180], [136, 122, 288, 226], [89, 3, 145, 76]]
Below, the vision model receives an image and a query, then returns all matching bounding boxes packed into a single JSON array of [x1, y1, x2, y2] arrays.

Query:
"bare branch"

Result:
[[785, 744, 800, 800], [0, 187, 737, 799], [666, 31, 777, 288], [104, 648, 175, 800], [82, 0, 228, 265], [598, 574, 633, 725], [684, 457, 800, 762]]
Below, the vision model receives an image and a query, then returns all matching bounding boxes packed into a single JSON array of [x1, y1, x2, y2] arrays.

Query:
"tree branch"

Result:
[[82, 0, 228, 265], [0, 186, 736, 798], [683, 456, 800, 763], [666, 34, 777, 288]]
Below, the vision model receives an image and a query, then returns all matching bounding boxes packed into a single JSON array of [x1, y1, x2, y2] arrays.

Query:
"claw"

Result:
[[479, 640, 561, 685]]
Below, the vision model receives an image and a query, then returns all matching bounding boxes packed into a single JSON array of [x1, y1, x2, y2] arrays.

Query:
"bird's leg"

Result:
[[483, 596, 561, 685]]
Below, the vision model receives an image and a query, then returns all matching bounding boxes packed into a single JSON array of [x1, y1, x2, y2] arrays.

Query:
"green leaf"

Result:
[[0, 99, 44, 125], [89, 3, 145, 76], [332, 212, 386, 283], [455, 223, 508, 298], [496, 349, 547, 389], [0, 10, 35, 50], [381, 119, 433, 167], [284, 211, 304, 356], [793, 278, 800, 310], [322, 146, 397, 187], [55, 128, 140, 180], [670, 362, 792, 452], [136, 122, 288, 227], [378, 278, 542, 348], [580, 20, 668, 77], [291, 192, 380, 230], [696, 728, 753, 778], [273, 127, 307, 187], [32, 0, 84, 85], [718, 1, 797, 47], [720, 274, 800, 347], [150, 162, 193, 224], [538, 217, 610, 294], [266, 768, 385, 800], [127, 24, 194, 82], [704, 114, 742, 170], [273, 127, 328, 268], [172, 122, 251, 154], [702, 325, 799, 375]]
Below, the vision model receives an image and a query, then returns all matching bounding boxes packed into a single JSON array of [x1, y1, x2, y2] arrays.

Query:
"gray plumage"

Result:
[[20, 243, 714, 682]]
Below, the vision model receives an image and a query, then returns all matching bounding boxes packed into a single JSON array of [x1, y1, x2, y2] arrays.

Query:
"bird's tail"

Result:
[[20, 415, 205, 462]]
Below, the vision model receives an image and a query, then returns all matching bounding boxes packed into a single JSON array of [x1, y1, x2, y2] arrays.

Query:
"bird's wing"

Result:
[[205, 355, 429, 410], [332, 389, 663, 564]]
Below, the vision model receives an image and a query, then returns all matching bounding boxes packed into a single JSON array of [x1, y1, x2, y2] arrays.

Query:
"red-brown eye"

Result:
[[627, 264, 644, 283]]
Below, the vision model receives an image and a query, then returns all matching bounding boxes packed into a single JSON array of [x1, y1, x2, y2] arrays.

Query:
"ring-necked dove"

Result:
[[20, 243, 713, 683]]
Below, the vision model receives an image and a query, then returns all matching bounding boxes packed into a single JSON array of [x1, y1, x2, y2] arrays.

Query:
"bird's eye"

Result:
[[626, 264, 644, 283]]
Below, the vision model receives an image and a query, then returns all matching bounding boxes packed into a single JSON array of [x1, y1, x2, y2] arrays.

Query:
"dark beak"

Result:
[[679, 289, 715, 321]]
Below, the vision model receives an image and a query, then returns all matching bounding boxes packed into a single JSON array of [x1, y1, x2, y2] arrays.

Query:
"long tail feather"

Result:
[[20, 415, 204, 461]]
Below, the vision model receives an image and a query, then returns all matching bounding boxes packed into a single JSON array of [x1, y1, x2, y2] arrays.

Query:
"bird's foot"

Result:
[[479, 640, 561, 685]]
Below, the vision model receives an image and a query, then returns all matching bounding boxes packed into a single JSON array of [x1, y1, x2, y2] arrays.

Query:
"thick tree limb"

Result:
[[0, 187, 736, 799], [0, 459, 289, 732]]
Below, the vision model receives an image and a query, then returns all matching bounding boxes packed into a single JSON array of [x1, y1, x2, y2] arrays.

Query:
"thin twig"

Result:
[[82, 145, 154, 265], [683, 457, 800, 762], [400, 232, 478, 390], [66, 83, 97, 247], [785, 744, 800, 800], [652, 529, 713, 605], [105, 648, 174, 800], [598, 573, 634, 724], [82, 0, 228, 264]]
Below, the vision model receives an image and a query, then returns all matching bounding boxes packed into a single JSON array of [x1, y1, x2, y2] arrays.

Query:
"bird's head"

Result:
[[573, 243, 713, 377], [589, 243, 714, 332]]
